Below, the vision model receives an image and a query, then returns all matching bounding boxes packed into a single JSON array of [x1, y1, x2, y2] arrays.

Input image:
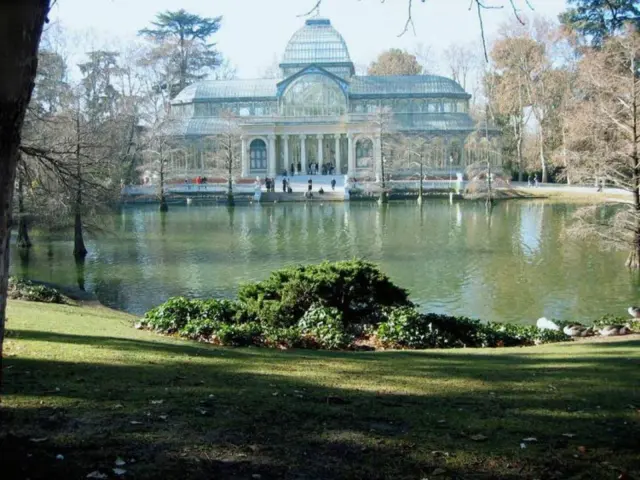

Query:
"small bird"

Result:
[[628, 307, 640, 318]]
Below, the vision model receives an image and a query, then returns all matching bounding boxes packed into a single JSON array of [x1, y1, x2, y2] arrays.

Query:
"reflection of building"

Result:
[[170, 18, 501, 179]]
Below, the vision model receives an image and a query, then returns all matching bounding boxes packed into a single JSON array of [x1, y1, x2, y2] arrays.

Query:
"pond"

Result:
[[9, 200, 640, 324]]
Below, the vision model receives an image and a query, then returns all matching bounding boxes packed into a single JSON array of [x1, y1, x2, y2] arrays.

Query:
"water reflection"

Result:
[[9, 200, 638, 324]]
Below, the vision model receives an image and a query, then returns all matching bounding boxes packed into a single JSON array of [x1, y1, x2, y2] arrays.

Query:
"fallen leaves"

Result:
[[562, 433, 577, 438], [129, 421, 143, 425], [150, 399, 164, 405], [113, 467, 127, 476], [29, 437, 48, 443], [115, 457, 126, 467], [470, 434, 488, 442]]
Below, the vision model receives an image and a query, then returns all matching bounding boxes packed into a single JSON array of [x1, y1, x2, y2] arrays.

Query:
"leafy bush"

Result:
[[376, 307, 569, 349], [298, 306, 353, 350], [142, 297, 203, 333], [238, 260, 411, 327], [8, 277, 66, 304], [212, 322, 262, 347], [261, 325, 303, 349]]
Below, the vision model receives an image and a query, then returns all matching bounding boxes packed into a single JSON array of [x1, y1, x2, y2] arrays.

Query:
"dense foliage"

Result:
[[138, 261, 590, 351], [8, 277, 67, 304], [237, 260, 411, 327], [375, 307, 569, 349]]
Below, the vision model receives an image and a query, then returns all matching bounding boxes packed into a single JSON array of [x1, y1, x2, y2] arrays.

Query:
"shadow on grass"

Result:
[[2, 330, 640, 480]]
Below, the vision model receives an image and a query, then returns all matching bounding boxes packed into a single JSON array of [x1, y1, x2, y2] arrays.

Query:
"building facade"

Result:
[[169, 18, 500, 180]]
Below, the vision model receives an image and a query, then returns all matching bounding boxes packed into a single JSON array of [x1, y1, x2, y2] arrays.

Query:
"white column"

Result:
[[316, 134, 323, 172], [268, 135, 277, 177], [375, 134, 382, 183], [347, 133, 355, 177], [282, 135, 289, 174], [241, 136, 248, 177], [300, 135, 307, 175], [334, 134, 341, 175]]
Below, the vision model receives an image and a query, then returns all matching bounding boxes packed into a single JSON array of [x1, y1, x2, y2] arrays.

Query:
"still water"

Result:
[[10, 200, 640, 323]]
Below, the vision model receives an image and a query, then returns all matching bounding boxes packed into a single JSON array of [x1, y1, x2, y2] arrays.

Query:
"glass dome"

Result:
[[282, 18, 352, 66]]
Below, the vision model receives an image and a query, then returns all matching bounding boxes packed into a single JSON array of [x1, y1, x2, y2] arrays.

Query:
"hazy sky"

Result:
[[49, 0, 568, 78]]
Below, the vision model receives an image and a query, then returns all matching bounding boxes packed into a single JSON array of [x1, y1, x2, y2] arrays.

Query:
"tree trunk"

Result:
[[17, 169, 32, 249], [0, 0, 51, 399], [539, 130, 547, 183], [74, 114, 87, 260], [159, 158, 168, 212], [227, 152, 234, 206]]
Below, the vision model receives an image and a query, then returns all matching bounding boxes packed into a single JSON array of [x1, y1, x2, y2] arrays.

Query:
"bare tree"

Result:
[[442, 43, 478, 90], [211, 111, 242, 206], [367, 106, 396, 203], [396, 134, 431, 203], [566, 29, 640, 268], [413, 42, 436, 74]]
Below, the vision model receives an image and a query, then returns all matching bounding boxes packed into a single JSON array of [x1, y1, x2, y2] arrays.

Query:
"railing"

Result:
[[123, 184, 257, 196]]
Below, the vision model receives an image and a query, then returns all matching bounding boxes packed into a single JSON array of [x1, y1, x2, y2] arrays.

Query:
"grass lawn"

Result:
[[2, 300, 640, 479]]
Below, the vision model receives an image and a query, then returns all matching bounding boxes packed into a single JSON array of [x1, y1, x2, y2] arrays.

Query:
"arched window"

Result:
[[356, 138, 373, 169], [249, 139, 267, 171], [281, 74, 347, 117]]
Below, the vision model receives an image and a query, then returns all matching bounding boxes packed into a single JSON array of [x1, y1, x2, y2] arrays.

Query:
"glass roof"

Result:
[[282, 18, 352, 65], [171, 75, 469, 103], [351, 76, 468, 96], [172, 79, 277, 103]]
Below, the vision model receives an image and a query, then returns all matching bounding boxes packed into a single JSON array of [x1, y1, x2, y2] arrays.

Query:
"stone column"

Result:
[[268, 135, 277, 177], [316, 134, 323, 173], [300, 135, 307, 175], [282, 135, 289, 174], [374, 134, 382, 183], [241, 136, 248, 177], [334, 134, 341, 174], [347, 134, 355, 177]]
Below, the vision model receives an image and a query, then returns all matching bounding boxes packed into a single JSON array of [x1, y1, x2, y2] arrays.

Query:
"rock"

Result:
[[432, 467, 447, 476]]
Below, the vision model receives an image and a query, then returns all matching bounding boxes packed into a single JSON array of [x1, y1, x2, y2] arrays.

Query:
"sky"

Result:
[[49, 0, 568, 78]]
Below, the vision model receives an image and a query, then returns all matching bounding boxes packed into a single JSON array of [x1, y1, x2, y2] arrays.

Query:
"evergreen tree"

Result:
[[560, 0, 640, 47], [139, 9, 222, 97]]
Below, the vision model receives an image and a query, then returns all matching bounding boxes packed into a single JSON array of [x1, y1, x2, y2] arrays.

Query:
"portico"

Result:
[[240, 128, 379, 178]]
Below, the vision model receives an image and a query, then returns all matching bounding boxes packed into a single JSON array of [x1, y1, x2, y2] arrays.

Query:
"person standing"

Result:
[[331, 178, 336, 191], [282, 177, 287, 193], [308, 178, 313, 192], [290, 163, 295, 176]]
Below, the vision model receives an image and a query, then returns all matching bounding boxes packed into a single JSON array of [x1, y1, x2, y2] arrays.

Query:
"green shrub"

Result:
[[238, 260, 411, 327], [212, 322, 262, 347], [261, 325, 303, 349], [142, 297, 202, 333], [298, 306, 353, 350], [376, 307, 570, 349], [143, 297, 244, 336], [8, 277, 66, 304]]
